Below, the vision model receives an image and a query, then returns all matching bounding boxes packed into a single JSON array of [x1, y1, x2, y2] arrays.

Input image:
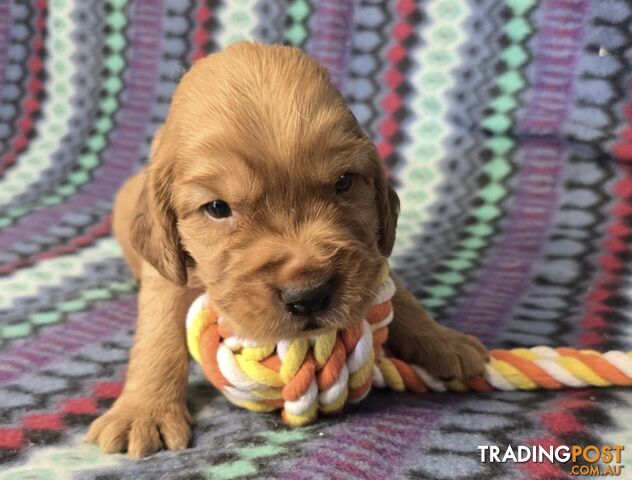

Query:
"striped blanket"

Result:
[[1, 0, 632, 478]]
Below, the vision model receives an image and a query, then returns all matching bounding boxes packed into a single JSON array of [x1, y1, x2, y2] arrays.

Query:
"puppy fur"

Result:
[[86, 42, 488, 457]]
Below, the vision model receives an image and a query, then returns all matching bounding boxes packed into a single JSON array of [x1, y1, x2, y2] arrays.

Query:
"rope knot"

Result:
[[186, 273, 396, 425]]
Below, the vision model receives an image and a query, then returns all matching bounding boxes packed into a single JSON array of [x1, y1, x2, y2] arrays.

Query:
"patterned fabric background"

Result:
[[1, 0, 632, 478]]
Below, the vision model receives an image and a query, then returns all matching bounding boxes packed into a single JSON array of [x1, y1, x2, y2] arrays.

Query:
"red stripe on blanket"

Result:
[[539, 411, 583, 435], [191, 0, 214, 61], [0, 380, 123, 454], [0, 0, 47, 176], [23, 413, 63, 431], [578, 84, 632, 348], [521, 390, 603, 479], [520, 437, 567, 479], [94, 381, 124, 400], [61, 398, 98, 415], [0, 428, 24, 450], [376, 0, 416, 172]]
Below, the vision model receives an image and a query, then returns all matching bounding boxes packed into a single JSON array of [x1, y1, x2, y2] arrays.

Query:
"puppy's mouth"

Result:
[[293, 298, 357, 333], [291, 315, 331, 338], [289, 311, 328, 333], [285, 302, 340, 333], [303, 317, 322, 331]]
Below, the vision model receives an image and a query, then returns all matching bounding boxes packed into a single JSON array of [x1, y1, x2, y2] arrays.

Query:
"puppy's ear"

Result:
[[131, 127, 188, 285], [372, 150, 400, 257]]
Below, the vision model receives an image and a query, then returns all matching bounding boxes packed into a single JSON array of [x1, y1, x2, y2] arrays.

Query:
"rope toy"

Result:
[[186, 266, 632, 426]]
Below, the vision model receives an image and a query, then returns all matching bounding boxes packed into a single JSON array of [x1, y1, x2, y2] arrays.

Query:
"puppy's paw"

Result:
[[85, 397, 194, 458], [395, 326, 489, 381]]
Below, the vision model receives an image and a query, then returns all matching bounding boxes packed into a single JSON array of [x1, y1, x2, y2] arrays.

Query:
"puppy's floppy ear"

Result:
[[130, 127, 188, 285], [371, 149, 400, 257]]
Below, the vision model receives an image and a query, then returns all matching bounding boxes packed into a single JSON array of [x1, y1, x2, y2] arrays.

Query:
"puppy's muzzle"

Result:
[[280, 280, 332, 316]]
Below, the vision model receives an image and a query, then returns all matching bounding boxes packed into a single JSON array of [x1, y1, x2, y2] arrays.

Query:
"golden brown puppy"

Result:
[[86, 42, 487, 458]]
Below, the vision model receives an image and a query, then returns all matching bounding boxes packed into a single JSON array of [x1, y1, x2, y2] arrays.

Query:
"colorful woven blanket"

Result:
[[1, 1, 632, 479]]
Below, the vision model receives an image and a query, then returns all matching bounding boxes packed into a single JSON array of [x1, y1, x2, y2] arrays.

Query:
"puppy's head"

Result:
[[132, 42, 399, 341]]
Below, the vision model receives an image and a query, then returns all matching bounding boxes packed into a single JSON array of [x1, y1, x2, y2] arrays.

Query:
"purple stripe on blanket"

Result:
[[278, 402, 447, 479], [307, 0, 355, 91], [520, 1, 589, 133], [0, 0, 164, 247], [0, 296, 135, 385], [443, 0, 589, 344]]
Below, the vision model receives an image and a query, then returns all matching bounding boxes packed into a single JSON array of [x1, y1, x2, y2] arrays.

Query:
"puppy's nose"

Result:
[[280, 281, 332, 316]]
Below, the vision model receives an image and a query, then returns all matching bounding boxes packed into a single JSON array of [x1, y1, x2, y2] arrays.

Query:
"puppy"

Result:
[[87, 42, 488, 457]]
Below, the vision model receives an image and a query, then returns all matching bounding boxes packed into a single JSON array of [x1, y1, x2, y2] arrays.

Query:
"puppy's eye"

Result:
[[203, 200, 232, 219], [335, 174, 353, 193]]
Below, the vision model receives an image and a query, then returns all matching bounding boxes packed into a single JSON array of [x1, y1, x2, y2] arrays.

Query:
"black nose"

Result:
[[280, 281, 332, 316]]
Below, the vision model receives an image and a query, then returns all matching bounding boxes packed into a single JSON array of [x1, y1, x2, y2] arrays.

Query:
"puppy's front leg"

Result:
[[387, 277, 488, 380], [87, 265, 197, 457]]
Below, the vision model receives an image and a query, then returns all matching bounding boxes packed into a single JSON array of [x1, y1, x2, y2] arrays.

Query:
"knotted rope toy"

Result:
[[186, 266, 632, 426]]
